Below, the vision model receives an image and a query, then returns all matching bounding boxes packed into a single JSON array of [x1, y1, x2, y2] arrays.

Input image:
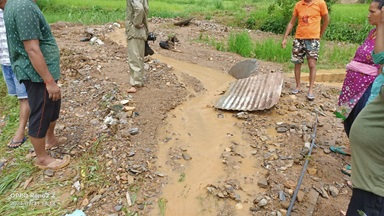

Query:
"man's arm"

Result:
[[320, 14, 330, 39], [23, 39, 61, 101], [282, 15, 297, 49]]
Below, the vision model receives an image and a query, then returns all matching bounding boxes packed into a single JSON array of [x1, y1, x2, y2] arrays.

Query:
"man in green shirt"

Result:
[[0, 0, 70, 169]]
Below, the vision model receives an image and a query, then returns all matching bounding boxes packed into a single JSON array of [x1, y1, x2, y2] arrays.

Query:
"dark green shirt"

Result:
[[4, 0, 60, 82]]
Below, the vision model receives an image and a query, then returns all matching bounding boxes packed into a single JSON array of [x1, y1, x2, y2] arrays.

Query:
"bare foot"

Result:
[[45, 137, 67, 150], [35, 155, 70, 170], [127, 87, 137, 93]]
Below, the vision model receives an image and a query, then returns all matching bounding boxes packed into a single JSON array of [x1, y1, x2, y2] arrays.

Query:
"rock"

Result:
[[279, 191, 286, 201], [296, 190, 305, 202], [281, 201, 290, 209], [90, 194, 102, 203], [307, 167, 317, 175], [323, 148, 331, 154], [236, 112, 249, 119], [236, 203, 243, 209], [128, 128, 139, 135], [328, 186, 339, 198], [114, 205, 122, 211], [90, 118, 100, 125], [288, 106, 297, 111], [182, 152, 192, 161], [257, 178, 268, 188], [0, 161, 4, 168], [284, 180, 296, 189], [258, 198, 268, 207], [44, 169, 54, 177], [276, 126, 289, 133]]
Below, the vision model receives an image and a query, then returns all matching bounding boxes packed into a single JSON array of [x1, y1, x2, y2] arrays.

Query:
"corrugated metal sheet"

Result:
[[215, 73, 284, 111]]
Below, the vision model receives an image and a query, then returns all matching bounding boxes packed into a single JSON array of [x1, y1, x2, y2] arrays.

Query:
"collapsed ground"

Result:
[[1, 18, 351, 215]]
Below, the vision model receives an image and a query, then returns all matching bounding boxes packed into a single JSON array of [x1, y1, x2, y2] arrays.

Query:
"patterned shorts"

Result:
[[291, 39, 320, 64]]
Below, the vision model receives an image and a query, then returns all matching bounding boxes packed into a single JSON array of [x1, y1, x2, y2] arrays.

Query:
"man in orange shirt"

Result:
[[282, 0, 329, 101]]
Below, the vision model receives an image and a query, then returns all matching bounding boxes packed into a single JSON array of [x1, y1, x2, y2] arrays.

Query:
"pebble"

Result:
[[0, 161, 4, 168], [257, 178, 268, 188], [284, 180, 296, 189], [128, 128, 139, 135], [182, 152, 192, 161], [114, 205, 122, 211], [43, 169, 54, 177], [258, 198, 268, 207], [328, 185, 339, 198], [296, 190, 305, 202]]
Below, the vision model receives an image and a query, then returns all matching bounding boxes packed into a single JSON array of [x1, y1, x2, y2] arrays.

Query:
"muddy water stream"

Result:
[[152, 55, 266, 216]]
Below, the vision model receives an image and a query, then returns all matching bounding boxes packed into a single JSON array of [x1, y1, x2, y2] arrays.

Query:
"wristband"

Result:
[[44, 78, 55, 84]]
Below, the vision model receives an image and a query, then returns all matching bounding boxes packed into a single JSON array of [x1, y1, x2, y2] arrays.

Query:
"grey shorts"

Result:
[[291, 39, 320, 64]]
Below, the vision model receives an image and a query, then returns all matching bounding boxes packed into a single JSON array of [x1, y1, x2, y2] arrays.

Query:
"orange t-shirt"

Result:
[[293, 0, 328, 39]]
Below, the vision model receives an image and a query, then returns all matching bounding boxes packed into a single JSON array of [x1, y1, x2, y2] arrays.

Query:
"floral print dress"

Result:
[[337, 29, 380, 119]]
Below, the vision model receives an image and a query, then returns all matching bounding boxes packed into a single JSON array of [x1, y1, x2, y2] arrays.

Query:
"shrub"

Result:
[[228, 31, 254, 57]]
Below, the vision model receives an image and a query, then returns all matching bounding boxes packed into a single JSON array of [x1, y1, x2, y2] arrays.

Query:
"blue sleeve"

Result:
[[372, 51, 384, 65]]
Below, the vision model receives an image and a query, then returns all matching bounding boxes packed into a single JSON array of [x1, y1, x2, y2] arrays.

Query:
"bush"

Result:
[[228, 31, 254, 57]]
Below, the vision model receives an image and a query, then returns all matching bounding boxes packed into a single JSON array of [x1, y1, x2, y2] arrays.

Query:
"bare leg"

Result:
[[8, 99, 30, 147], [31, 134, 70, 169], [294, 63, 302, 91], [30, 136, 57, 166], [307, 58, 317, 96], [45, 121, 58, 149]]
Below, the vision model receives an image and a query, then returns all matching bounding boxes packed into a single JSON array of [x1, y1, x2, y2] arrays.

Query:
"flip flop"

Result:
[[35, 155, 71, 170], [341, 164, 351, 177], [7, 137, 27, 149], [307, 94, 315, 101], [329, 146, 351, 156], [291, 89, 300, 94]]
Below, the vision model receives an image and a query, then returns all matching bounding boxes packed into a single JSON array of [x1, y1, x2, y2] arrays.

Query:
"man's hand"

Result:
[[46, 82, 61, 101], [281, 39, 287, 49]]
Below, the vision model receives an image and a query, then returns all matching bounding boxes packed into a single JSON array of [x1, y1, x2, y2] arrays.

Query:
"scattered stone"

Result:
[[328, 185, 339, 198], [296, 190, 305, 202], [281, 201, 290, 209], [114, 205, 122, 211], [279, 191, 286, 201], [0, 161, 4, 168], [284, 180, 296, 189], [182, 152, 192, 161], [257, 178, 268, 188], [307, 167, 317, 175], [258, 198, 268, 207], [236, 203, 243, 209], [128, 128, 139, 135], [323, 148, 331, 154], [44, 169, 54, 177], [90, 118, 100, 125], [90, 194, 102, 203], [276, 126, 289, 133], [288, 106, 297, 111], [236, 111, 249, 119]]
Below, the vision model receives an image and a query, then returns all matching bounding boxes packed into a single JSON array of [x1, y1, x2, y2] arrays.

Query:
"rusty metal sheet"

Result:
[[215, 73, 284, 111]]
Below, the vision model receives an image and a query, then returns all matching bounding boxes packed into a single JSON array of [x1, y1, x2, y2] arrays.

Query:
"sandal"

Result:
[[341, 164, 351, 177], [7, 137, 27, 149], [307, 94, 315, 101], [291, 89, 300, 94], [329, 146, 351, 156], [35, 155, 71, 170]]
